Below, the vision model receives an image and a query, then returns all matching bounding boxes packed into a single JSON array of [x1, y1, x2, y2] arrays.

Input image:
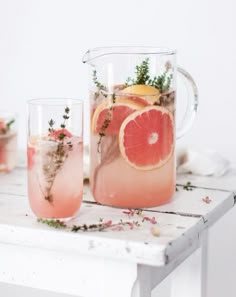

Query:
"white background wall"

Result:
[[0, 0, 236, 296], [0, 0, 236, 165]]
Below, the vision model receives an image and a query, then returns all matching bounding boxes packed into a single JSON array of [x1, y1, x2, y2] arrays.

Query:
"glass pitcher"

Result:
[[83, 46, 198, 208]]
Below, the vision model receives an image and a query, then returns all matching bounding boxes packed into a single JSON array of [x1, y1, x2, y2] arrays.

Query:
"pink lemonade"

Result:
[[90, 135, 175, 208], [0, 118, 17, 172], [90, 89, 176, 208], [27, 135, 83, 218]]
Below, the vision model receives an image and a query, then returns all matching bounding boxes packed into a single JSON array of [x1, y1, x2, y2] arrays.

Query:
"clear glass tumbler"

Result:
[[27, 99, 83, 219], [0, 112, 17, 173]]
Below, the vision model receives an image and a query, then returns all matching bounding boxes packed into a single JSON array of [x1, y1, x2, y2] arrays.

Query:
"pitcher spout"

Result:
[[82, 47, 113, 65]]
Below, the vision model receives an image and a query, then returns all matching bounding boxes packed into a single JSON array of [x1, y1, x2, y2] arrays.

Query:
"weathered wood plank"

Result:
[[0, 166, 234, 268], [177, 170, 236, 192], [0, 192, 203, 266]]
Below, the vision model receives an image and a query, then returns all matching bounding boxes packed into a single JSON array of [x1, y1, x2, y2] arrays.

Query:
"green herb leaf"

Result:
[[6, 119, 15, 129], [37, 218, 67, 229], [45, 106, 71, 202], [65, 107, 70, 114], [0, 119, 15, 134], [183, 181, 194, 191], [48, 119, 55, 127], [93, 70, 106, 91], [125, 58, 173, 93]]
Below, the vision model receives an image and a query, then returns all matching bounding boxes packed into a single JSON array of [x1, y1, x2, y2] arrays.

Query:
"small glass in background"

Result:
[[0, 112, 17, 173], [27, 98, 83, 219]]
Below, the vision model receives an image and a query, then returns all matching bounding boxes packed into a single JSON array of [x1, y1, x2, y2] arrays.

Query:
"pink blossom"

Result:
[[126, 222, 134, 229], [122, 209, 135, 217], [202, 196, 212, 204], [142, 216, 157, 224], [104, 220, 112, 227], [112, 225, 124, 231]]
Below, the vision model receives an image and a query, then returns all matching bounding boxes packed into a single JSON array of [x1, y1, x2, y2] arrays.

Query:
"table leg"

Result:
[[131, 266, 152, 297], [170, 231, 208, 297]]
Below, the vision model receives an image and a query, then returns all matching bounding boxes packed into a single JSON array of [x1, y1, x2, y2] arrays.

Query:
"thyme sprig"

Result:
[[58, 107, 70, 140], [43, 107, 71, 203], [37, 217, 141, 232], [183, 181, 194, 191], [97, 93, 116, 152], [37, 218, 66, 228], [93, 70, 107, 91], [0, 119, 15, 134], [37, 209, 158, 233], [48, 119, 55, 134], [150, 69, 173, 93], [126, 58, 151, 85], [125, 58, 173, 93]]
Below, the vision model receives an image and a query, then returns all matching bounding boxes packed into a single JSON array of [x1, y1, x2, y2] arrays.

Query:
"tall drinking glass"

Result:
[[27, 99, 83, 219], [0, 112, 17, 172]]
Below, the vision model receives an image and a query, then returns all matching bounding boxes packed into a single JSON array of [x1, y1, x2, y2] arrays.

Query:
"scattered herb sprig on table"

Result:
[[43, 107, 71, 203], [183, 181, 194, 191], [37, 209, 158, 234], [37, 218, 67, 228], [0, 119, 15, 134], [37, 217, 142, 232]]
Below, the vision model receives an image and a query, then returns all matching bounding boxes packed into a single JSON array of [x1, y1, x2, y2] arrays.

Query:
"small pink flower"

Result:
[[142, 216, 157, 224], [123, 209, 135, 217], [202, 196, 212, 204], [112, 225, 124, 231], [126, 222, 135, 229], [123, 210, 132, 215], [104, 220, 112, 227]]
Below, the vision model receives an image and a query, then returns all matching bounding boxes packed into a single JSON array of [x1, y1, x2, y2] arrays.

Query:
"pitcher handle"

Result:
[[176, 67, 199, 139]]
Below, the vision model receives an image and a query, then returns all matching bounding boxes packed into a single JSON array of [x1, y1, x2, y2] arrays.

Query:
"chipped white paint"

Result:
[[0, 166, 235, 296]]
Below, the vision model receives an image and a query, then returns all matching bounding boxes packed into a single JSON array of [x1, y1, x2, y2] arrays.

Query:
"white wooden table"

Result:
[[0, 164, 235, 297]]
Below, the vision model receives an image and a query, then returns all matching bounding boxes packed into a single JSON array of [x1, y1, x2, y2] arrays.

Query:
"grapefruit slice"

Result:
[[121, 85, 160, 104], [115, 95, 150, 108], [119, 106, 174, 170], [91, 101, 142, 135], [50, 128, 72, 139]]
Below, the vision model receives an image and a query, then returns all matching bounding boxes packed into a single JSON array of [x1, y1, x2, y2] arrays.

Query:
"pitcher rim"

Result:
[[82, 46, 176, 63]]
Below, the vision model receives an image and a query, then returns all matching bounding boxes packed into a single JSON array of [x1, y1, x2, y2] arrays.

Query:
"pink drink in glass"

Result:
[[28, 135, 83, 218], [27, 99, 83, 219], [90, 92, 175, 208], [0, 115, 17, 172]]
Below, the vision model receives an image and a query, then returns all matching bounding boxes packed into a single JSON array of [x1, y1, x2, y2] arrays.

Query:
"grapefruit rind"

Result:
[[121, 84, 160, 104], [115, 95, 150, 108], [91, 100, 143, 135], [119, 106, 174, 170]]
